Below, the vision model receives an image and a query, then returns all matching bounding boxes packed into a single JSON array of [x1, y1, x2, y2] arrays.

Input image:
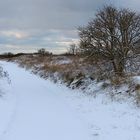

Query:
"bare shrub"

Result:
[[0, 66, 11, 84], [135, 84, 140, 104]]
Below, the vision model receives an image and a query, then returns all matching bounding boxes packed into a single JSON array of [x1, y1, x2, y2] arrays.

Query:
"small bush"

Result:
[[135, 84, 140, 104]]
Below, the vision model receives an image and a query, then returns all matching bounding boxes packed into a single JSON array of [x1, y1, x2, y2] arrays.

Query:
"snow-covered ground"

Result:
[[0, 61, 140, 140]]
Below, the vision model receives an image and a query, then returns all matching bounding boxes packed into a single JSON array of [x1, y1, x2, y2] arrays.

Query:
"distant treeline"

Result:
[[0, 52, 37, 59]]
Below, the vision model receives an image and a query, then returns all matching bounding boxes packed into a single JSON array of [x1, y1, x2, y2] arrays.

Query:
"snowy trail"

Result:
[[0, 61, 91, 140]]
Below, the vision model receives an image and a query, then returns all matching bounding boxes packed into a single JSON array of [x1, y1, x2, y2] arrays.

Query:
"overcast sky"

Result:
[[0, 0, 139, 54]]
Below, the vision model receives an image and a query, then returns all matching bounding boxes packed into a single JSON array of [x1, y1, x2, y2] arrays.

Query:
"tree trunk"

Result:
[[112, 59, 124, 76]]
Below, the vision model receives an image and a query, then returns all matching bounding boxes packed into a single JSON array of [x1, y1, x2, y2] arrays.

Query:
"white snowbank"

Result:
[[133, 76, 140, 84], [0, 61, 91, 140], [0, 61, 140, 140]]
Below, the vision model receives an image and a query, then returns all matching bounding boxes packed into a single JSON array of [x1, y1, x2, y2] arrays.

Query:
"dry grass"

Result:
[[134, 84, 140, 105], [6, 54, 139, 88], [10, 55, 87, 85]]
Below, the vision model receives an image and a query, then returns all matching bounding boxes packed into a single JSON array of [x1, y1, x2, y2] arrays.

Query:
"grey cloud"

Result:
[[111, 0, 140, 12], [0, 0, 114, 53], [0, 0, 110, 30]]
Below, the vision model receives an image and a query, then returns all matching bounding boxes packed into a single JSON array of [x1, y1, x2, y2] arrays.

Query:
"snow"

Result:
[[133, 76, 140, 84], [0, 61, 140, 140], [55, 59, 72, 65], [0, 61, 91, 140]]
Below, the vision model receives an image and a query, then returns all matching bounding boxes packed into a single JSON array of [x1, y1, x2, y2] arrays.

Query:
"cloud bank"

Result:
[[0, 0, 137, 54]]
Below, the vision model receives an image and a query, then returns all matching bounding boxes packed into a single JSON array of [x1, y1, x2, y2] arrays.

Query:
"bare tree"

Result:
[[78, 6, 140, 76], [38, 48, 52, 56], [68, 43, 78, 55], [38, 48, 46, 55]]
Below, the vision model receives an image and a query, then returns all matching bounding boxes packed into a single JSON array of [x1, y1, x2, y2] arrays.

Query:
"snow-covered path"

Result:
[[1, 61, 140, 140], [0, 61, 91, 140]]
